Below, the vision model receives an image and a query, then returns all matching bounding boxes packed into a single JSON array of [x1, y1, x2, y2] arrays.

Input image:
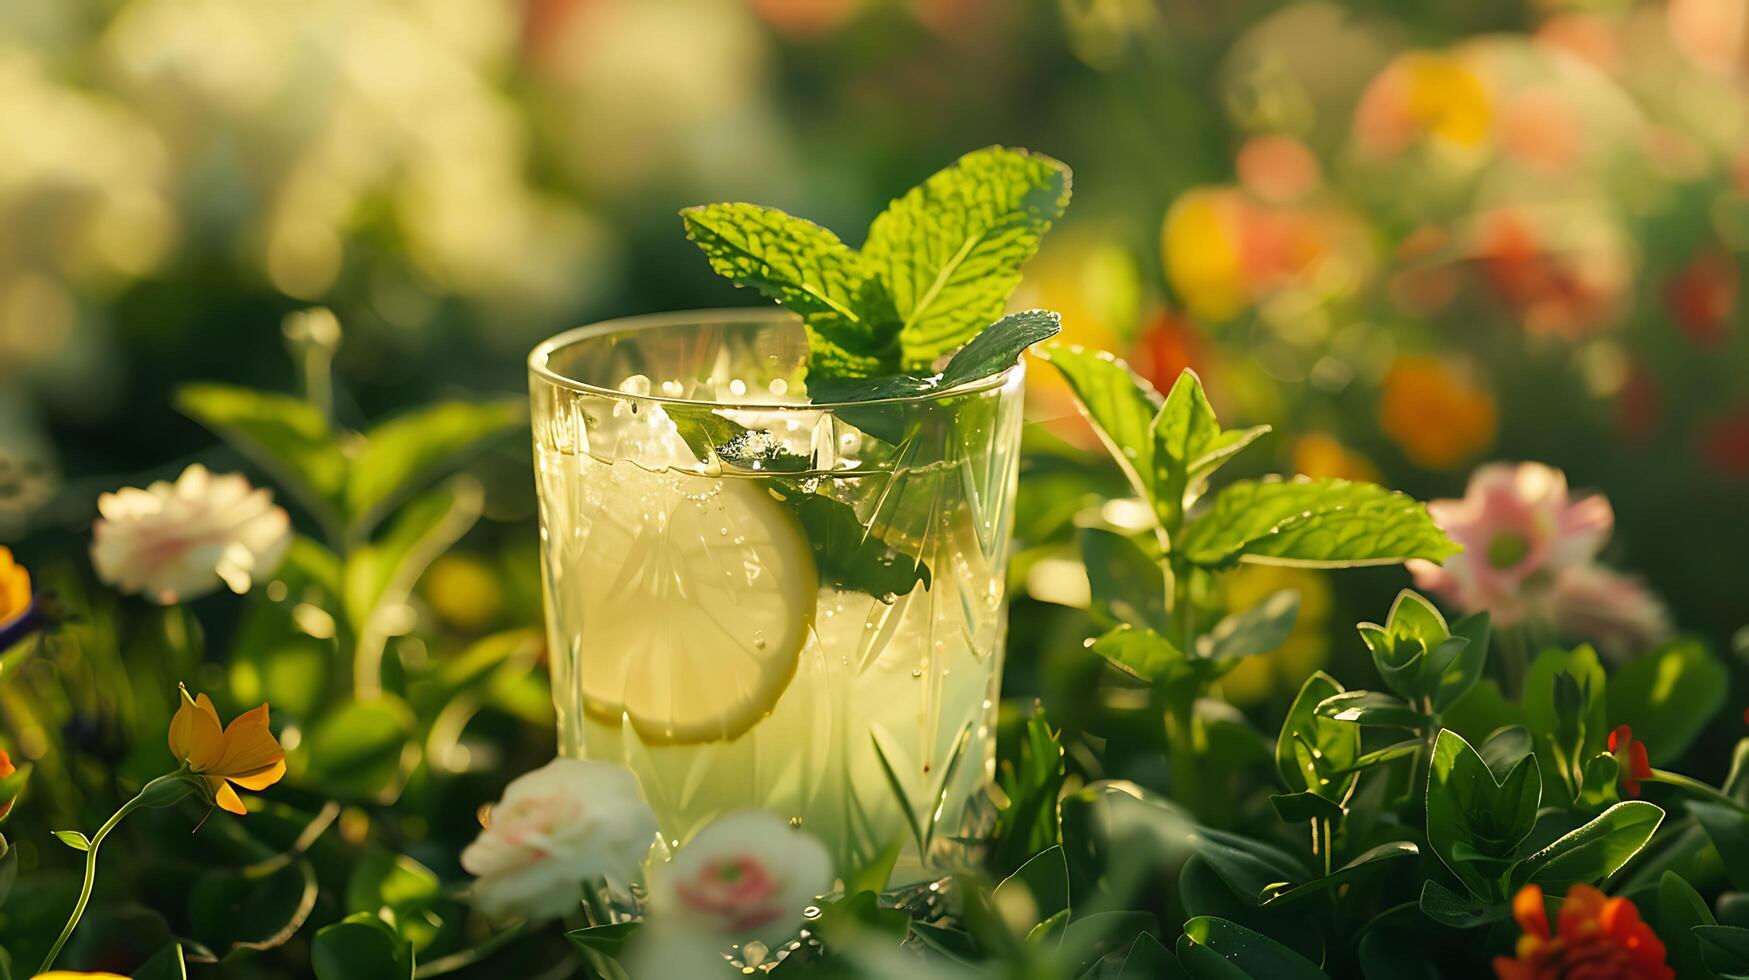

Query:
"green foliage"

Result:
[[1606, 638, 1728, 764], [861, 147, 1071, 368], [991, 707, 1067, 875], [1513, 801, 1664, 889], [1177, 478, 1459, 570], [1523, 646, 1609, 805], [1277, 673, 1358, 805], [1657, 869, 1718, 978], [1356, 591, 1488, 711], [1177, 916, 1326, 979], [1425, 729, 1540, 901], [684, 146, 1069, 380], [343, 400, 523, 536], [1695, 924, 1749, 979], [311, 913, 414, 980], [681, 202, 902, 377]]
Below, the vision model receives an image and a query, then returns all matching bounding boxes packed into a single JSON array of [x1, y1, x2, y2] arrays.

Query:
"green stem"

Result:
[[1497, 628, 1528, 701], [414, 922, 533, 979], [1647, 770, 1748, 812], [38, 774, 184, 973]]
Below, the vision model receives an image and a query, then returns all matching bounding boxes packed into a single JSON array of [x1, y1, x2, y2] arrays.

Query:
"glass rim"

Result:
[[527, 307, 1024, 410]]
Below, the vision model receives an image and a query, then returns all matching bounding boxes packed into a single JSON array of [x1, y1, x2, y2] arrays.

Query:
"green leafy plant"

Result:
[[683, 146, 1070, 381], [1042, 351, 1458, 820]]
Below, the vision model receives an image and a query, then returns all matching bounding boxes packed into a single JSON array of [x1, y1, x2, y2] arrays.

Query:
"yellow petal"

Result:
[[214, 780, 247, 815], [227, 757, 286, 792], [0, 547, 28, 625], [212, 702, 285, 779], [169, 688, 225, 771]]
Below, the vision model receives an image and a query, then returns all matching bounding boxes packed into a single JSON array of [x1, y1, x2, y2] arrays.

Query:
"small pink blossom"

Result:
[[650, 810, 832, 949], [1409, 461, 1670, 658], [461, 758, 657, 921], [90, 464, 291, 604]]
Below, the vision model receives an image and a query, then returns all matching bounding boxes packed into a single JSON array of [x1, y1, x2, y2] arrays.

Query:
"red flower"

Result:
[[1609, 726, 1652, 798], [1664, 251, 1737, 348], [1700, 406, 1749, 481], [1495, 883, 1673, 980]]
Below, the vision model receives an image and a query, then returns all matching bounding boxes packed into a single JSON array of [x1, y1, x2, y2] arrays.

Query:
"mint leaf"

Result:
[[681, 203, 901, 377], [937, 309, 1060, 387], [808, 309, 1060, 405], [1036, 344, 1161, 508], [1088, 624, 1188, 684], [1178, 477, 1460, 569], [1150, 370, 1221, 527], [807, 309, 1059, 444], [863, 147, 1071, 369], [767, 482, 931, 598]]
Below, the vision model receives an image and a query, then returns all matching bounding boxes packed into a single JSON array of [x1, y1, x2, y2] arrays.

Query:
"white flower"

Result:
[[460, 758, 657, 921], [90, 464, 291, 604], [649, 810, 833, 950]]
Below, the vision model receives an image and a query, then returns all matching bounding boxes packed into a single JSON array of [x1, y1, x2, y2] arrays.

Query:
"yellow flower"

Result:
[[423, 554, 506, 632], [168, 686, 286, 815], [1163, 188, 1247, 323], [1404, 53, 1492, 148], [1293, 433, 1382, 485], [35, 973, 131, 979], [0, 546, 30, 630], [1379, 355, 1498, 470]]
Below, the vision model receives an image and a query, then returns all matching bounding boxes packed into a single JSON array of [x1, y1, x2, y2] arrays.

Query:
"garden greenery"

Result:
[[0, 141, 1746, 980]]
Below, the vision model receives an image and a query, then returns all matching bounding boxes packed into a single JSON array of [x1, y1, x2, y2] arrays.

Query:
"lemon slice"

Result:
[[577, 464, 817, 744]]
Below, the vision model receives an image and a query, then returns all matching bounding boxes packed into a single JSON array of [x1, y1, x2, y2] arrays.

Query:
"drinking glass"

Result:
[[529, 309, 1025, 883]]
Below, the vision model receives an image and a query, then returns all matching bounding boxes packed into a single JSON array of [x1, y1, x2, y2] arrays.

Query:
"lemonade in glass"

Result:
[[529, 309, 1025, 883]]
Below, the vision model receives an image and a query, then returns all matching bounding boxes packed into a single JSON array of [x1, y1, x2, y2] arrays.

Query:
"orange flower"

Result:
[[168, 686, 286, 815], [1293, 433, 1383, 485], [1379, 355, 1497, 469], [1355, 51, 1493, 156], [0, 748, 17, 819], [0, 546, 31, 631], [1495, 883, 1672, 980], [1608, 725, 1653, 799]]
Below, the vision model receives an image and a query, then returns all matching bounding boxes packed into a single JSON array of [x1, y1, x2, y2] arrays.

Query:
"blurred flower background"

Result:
[[3, 0, 1749, 970], [8, 0, 1743, 632]]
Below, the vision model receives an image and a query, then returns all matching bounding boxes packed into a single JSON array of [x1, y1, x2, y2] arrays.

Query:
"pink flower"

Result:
[[90, 465, 291, 604], [1410, 462, 1670, 659], [649, 810, 832, 949], [1550, 564, 1671, 661], [1409, 462, 1612, 626], [461, 758, 658, 921]]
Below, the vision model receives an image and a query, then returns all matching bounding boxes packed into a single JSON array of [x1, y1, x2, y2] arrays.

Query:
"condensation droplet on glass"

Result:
[[769, 378, 789, 397], [910, 668, 923, 678], [619, 373, 652, 396], [729, 378, 748, 397], [753, 631, 767, 650], [878, 592, 897, 605]]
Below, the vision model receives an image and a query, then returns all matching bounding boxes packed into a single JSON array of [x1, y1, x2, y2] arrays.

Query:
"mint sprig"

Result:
[[681, 146, 1071, 385]]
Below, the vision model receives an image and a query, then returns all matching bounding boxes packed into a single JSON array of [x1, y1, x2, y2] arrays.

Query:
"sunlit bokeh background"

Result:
[[5, 0, 1748, 709]]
